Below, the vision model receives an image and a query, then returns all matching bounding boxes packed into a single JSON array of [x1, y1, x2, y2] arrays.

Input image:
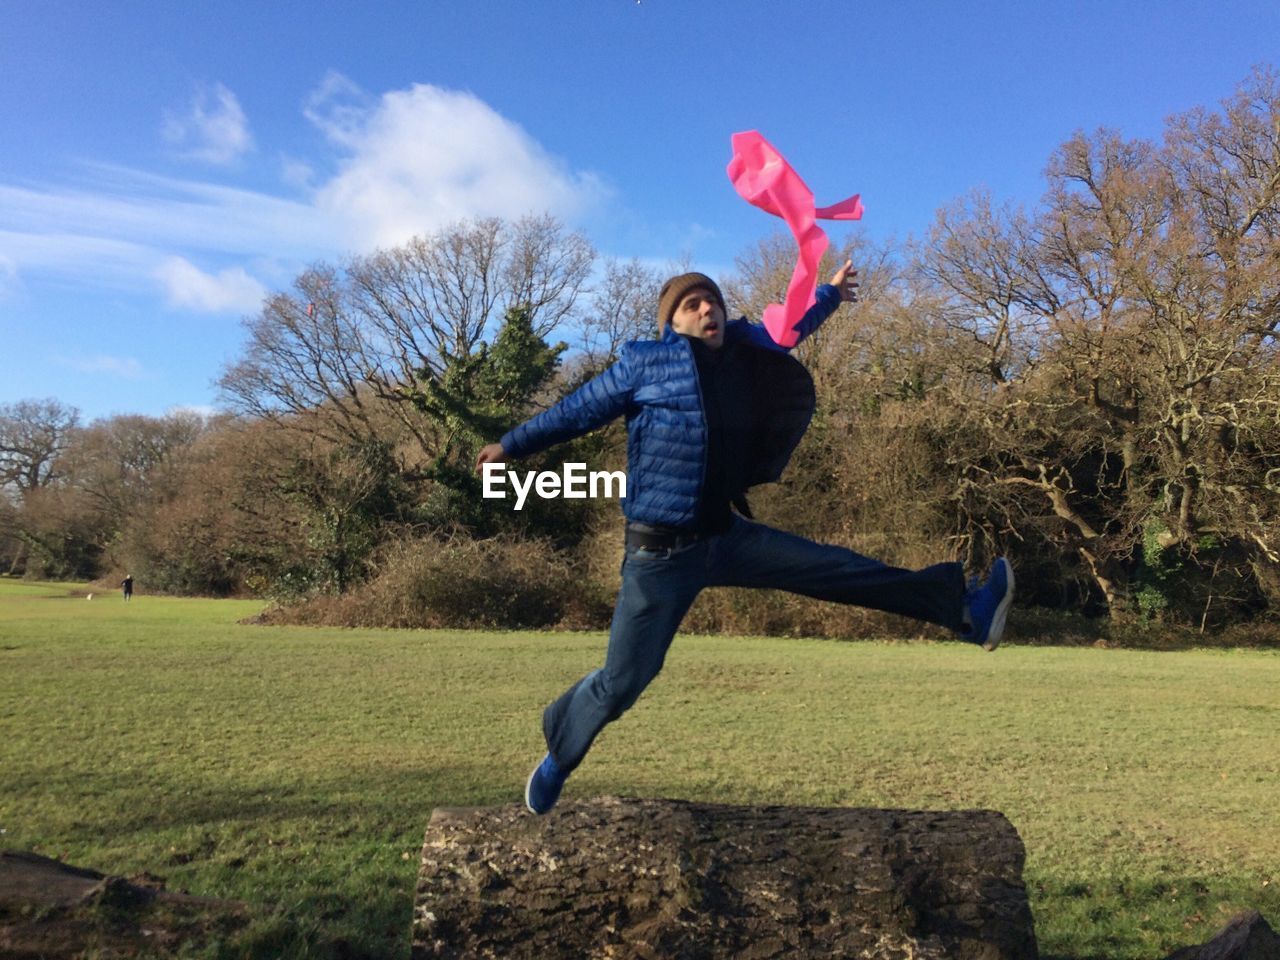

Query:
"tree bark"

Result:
[[413, 797, 1039, 960]]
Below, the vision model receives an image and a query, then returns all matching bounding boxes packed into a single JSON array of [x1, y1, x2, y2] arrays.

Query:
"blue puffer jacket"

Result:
[[501, 284, 843, 529]]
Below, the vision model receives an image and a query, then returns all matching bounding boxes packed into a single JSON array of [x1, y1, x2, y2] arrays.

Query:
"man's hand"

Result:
[[475, 442, 506, 473], [830, 260, 860, 303]]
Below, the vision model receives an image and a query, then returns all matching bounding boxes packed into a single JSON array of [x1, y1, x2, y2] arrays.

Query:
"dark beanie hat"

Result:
[[657, 272, 727, 334]]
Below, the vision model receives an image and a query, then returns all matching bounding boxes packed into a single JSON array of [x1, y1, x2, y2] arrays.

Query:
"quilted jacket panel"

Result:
[[500, 284, 840, 528]]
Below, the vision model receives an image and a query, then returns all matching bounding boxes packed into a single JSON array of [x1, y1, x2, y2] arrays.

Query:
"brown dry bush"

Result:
[[680, 587, 952, 641], [260, 534, 612, 630]]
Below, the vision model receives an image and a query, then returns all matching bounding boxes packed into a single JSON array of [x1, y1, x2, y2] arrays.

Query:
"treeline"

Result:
[[3, 69, 1277, 639]]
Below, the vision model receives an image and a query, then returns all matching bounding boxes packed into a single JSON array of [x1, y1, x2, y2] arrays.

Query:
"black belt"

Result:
[[624, 523, 707, 553]]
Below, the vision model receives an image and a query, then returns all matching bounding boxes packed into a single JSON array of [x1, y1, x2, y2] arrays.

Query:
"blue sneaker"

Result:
[[524, 753, 567, 815], [963, 558, 1014, 651]]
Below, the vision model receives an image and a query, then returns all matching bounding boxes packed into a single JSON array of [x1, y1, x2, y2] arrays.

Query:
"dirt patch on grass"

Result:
[[1, 850, 247, 958]]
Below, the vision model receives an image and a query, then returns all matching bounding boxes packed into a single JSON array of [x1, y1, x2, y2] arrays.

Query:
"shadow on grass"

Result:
[[11, 763, 514, 960], [14, 763, 1280, 960]]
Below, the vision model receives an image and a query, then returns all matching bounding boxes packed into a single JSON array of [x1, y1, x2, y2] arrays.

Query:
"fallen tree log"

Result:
[[413, 797, 1039, 959]]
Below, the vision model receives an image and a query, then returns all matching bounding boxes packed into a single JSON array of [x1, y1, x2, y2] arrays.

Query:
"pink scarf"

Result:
[[727, 130, 863, 347]]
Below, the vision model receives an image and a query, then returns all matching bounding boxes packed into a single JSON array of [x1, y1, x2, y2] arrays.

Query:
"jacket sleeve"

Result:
[[790, 283, 844, 344], [741, 283, 844, 353], [499, 352, 636, 458]]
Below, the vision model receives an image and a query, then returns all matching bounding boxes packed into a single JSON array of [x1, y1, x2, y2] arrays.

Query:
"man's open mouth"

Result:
[[702, 321, 720, 335]]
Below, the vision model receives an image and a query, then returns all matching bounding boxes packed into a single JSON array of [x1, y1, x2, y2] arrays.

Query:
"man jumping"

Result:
[[475, 262, 1013, 814]]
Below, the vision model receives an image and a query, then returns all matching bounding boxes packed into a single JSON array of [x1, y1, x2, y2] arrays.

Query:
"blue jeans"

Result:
[[543, 516, 965, 771]]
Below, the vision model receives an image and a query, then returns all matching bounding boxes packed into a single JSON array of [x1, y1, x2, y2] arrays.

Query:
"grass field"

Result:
[[2, 578, 1277, 958]]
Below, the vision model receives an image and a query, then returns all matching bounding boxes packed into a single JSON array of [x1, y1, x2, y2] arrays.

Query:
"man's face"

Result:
[[669, 287, 725, 349]]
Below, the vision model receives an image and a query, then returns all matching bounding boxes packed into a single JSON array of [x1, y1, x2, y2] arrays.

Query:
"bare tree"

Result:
[[347, 215, 593, 376], [0, 398, 80, 496], [348, 218, 505, 380], [62, 411, 208, 524], [503, 213, 596, 338], [219, 265, 382, 448], [220, 215, 595, 465], [575, 257, 663, 365], [903, 68, 1280, 620]]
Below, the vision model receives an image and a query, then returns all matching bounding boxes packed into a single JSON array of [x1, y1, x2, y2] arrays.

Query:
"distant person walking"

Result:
[[121, 575, 133, 602]]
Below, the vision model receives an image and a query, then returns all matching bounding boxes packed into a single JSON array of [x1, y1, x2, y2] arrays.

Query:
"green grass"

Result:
[[1, 578, 1277, 958]]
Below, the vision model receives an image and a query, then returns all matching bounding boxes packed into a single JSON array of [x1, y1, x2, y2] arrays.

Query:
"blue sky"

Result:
[[3, 0, 1278, 421]]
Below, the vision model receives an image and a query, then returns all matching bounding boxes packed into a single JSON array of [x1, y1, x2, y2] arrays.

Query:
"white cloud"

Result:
[[0, 78, 606, 306], [62, 355, 144, 379], [307, 74, 608, 247], [155, 256, 266, 313], [0, 170, 336, 266], [167, 403, 218, 419], [0, 228, 166, 296], [304, 71, 374, 148], [280, 155, 316, 190], [164, 83, 254, 165]]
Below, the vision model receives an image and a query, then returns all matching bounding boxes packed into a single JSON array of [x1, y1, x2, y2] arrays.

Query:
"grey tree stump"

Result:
[[413, 797, 1039, 960]]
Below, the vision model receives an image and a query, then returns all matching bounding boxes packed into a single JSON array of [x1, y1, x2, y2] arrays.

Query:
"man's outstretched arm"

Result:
[[475, 353, 637, 471], [791, 260, 859, 343], [744, 260, 860, 352]]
